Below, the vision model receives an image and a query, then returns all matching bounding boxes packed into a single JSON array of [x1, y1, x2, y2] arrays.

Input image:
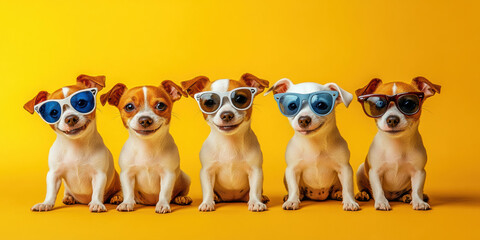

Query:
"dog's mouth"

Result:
[[134, 125, 162, 136], [215, 123, 241, 132], [383, 129, 405, 134], [297, 123, 324, 135], [60, 121, 90, 135]]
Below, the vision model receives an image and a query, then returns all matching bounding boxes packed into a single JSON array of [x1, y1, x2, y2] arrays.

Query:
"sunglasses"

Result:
[[357, 92, 424, 118], [194, 87, 257, 114], [34, 88, 98, 124], [274, 91, 338, 117]]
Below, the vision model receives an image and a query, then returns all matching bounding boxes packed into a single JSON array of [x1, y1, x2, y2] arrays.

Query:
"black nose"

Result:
[[220, 111, 234, 123], [138, 116, 153, 128], [298, 116, 312, 128], [386, 115, 400, 128], [65, 115, 79, 127]]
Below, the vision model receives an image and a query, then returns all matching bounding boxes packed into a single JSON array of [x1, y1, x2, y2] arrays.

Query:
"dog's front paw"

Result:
[[282, 200, 300, 210], [89, 201, 107, 213], [155, 201, 171, 214], [31, 203, 54, 211], [116, 202, 135, 212], [343, 200, 360, 211], [374, 199, 391, 211], [248, 201, 267, 212], [412, 200, 430, 210], [198, 200, 215, 212]]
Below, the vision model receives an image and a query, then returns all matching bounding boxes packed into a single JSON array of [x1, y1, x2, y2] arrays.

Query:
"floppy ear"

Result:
[[240, 73, 269, 95], [264, 78, 293, 96], [412, 76, 441, 98], [24, 91, 49, 114], [100, 83, 127, 106], [355, 78, 382, 97], [77, 74, 106, 91], [324, 83, 353, 107], [181, 76, 210, 98], [161, 80, 187, 102]]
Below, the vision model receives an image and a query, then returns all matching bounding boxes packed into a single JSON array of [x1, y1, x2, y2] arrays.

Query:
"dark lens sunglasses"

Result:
[[274, 91, 338, 117], [357, 92, 424, 118]]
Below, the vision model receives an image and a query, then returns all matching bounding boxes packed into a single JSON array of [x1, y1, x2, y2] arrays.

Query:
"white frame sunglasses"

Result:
[[194, 87, 257, 114]]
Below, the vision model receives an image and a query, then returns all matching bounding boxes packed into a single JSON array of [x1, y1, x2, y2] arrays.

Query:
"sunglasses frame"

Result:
[[194, 87, 257, 114], [357, 91, 425, 118], [34, 88, 98, 124], [273, 90, 338, 117]]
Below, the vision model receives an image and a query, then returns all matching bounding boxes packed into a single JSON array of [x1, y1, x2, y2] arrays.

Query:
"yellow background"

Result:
[[1, 0, 479, 239]]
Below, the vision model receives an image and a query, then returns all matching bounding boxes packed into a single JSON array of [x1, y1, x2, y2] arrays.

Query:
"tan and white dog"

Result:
[[100, 81, 192, 213], [24, 75, 122, 212], [181, 73, 270, 212], [355, 77, 441, 210], [266, 79, 359, 211]]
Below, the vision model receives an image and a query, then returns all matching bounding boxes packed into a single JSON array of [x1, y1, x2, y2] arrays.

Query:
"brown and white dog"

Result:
[[181, 73, 270, 212], [355, 77, 441, 210], [24, 75, 122, 212], [100, 81, 192, 213]]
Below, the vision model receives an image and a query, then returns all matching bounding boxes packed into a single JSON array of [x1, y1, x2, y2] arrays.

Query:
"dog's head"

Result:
[[23, 75, 105, 139], [356, 77, 441, 136], [265, 78, 353, 136], [181, 73, 269, 135], [100, 80, 186, 138]]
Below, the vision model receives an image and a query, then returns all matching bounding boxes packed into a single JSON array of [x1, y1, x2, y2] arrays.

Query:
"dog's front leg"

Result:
[[283, 166, 301, 210], [31, 171, 61, 211], [411, 169, 430, 210], [369, 169, 391, 211], [117, 170, 135, 212], [338, 165, 360, 211], [89, 172, 107, 212], [155, 172, 175, 214], [198, 167, 216, 211], [247, 167, 267, 212]]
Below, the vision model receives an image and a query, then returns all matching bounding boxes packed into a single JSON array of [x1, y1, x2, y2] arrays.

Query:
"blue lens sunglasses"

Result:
[[34, 88, 98, 124], [274, 91, 338, 117]]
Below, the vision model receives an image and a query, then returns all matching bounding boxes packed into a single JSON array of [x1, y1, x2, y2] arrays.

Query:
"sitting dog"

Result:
[[181, 73, 270, 212], [100, 81, 192, 213], [266, 78, 359, 211], [24, 75, 122, 212], [355, 77, 441, 210]]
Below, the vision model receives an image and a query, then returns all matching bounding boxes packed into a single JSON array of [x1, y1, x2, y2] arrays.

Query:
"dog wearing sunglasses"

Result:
[[355, 77, 441, 210], [265, 79, 359, 211], [23, 75, 122, 212], [100, 81, 192, 213], [181, 73, 270, 212]]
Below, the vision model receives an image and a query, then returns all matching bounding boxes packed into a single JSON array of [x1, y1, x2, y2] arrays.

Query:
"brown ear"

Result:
[[161, 80, 187, 102], [181, 76, 210, 98], [100, 83, 127, 106], [24, 91, 49, 114], [355, 78, 382, 97], [240, 73, 269, 95], [412, 76, 441, 98], [77, 74, 106, 91], [264, 78, 293, 96]]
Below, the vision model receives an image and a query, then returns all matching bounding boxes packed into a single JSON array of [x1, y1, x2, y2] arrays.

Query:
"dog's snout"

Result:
[[386, 115, 400, 128], [220, 111, 234, 123], [298, 116, 312, 129], [138, 116, 153, 128], [65, 115, 79, 127]]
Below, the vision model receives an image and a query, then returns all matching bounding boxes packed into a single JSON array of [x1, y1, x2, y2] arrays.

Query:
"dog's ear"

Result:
[[24, 91, 49, 114], [77, 74, 106, 91], [324, 83, 353, 107], [412, 76, 441, 98], [355, 78, 382, 97], [181, 76, 210, 98], [100, 83, 127, 107], [161, 80, 187, 102], [240, 73, 269, 95], [264, 78, 293, 96]]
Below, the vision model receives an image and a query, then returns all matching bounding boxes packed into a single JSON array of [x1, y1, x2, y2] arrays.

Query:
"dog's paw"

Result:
[[248, 201, 267, 212], [198, 200, 215, 212], [399, 193, 412, 203], [374, 199, 391, 211], [331, 190, 343, 201], [62, 195, 76, 205], [282, 200, 300, 210], [109, 195, 123, 205], [31, 203, 54, 212], [155, 202, 171, 214], [412, 200, 430, 210], [173, 196, 192, 205], [343, 200, 360, 211], [89, 201, 107, 213], [116, 202, 135, 212], [355, 191, 371, 201], [261, 195, 270, 204]]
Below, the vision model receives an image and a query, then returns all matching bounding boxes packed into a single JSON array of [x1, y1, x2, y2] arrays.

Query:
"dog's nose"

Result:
[[220, 111, 234, 123], [138, 116, 153, 128], [386, 115, 400, 128], [298, 116, 312, 128], [65, 115, 79, 127]]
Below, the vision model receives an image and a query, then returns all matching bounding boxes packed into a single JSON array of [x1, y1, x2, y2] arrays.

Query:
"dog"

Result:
[[24, 75, 122, 212], [265, 78, 359, 211], [354, 77, 441, 210], [181, 73, 270, 212], [100, 80, 192, 213]]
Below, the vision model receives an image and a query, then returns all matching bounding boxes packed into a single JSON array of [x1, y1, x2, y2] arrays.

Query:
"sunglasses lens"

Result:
[[38, 101, 61, 124], [199, 93, 221, 113], [397, 94, 420, 115], [230, 89, 253, 110], [279, 95, 301, 116], [70, 90, 96, 113], [363, 96, 388, 117], [310, 93, 334, 115]]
